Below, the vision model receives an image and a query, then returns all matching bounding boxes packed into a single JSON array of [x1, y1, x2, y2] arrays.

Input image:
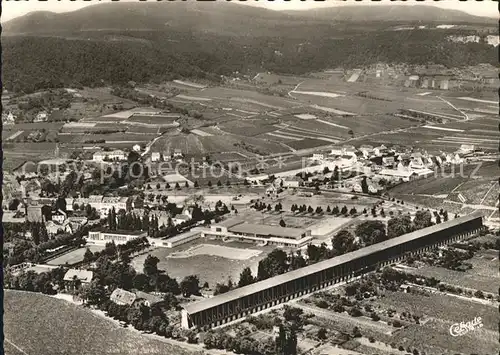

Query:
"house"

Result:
[[92, 150, 126, 162], [45, 220, 72, 236], [110, 288, 164, 308], [458, 144, 474, 154], [133, 144, 141, 152], [312, 153, 324, 162], [52, 209, 67, 224], [110, 288, 137, 306], [379, 168, 416, 182], [151, 152, 161, 162], [382, 156, 395, 167], [338, 154, 357, 169], [2, 111, 16, 125], [33, 111, 48, 123], [134, 291, 164, 307], [282, 176, 302, 188], [64, 269, 93, 292], [182, 206, 195, 220], [359, 145, 373, 157], [410, 157, 425, 169], [329, 147, 344, 156], [173, 149, 183, 159], [373, 145, 388, 157], [343, 145, 357, 157], [174, 214, 191, 226]]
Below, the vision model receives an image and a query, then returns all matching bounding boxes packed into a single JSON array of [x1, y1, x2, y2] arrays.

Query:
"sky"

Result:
[[2, 0, 498, 22]]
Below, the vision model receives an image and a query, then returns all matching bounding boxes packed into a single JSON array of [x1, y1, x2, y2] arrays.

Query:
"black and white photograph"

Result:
[[1, 0, 498, 354]]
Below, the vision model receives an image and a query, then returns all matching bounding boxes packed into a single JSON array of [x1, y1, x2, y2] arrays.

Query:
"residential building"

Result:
[[2, 111, 16, 125], [373, 145, 388, 157], [458, 144, 475, 154], [173, 149, 183, 159], [64, 269, 93, 292], [359, 145, 373, 157], [110, 288, 137, 306], [86, 230, 147, 245], [382, 156, 395, 166], [33, 111, 48, 123], [133, 144, 141, 152], [45, 220, 72, 236], [173, 214, 191, 226], [312, 153, 324, 161], [151, 152, 161, 162], [52, 209, 67, 224]]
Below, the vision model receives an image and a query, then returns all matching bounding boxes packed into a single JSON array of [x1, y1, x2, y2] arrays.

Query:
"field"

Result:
[[46, 245, 105, 266], [131, 240, 276, 287], [168, 243, 262, 260], [4, 290, 197, 355], [399, 250, 498, 294]]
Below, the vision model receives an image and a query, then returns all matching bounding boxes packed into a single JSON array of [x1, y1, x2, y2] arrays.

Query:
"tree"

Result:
[[83, 248, 94, 263], [194, 180, 199, 188], [307, 206, 314, 214], [175, 182, 180, 190], [414, 210, 433, 230], [143, 255, 160, 277], [267, 204, 272, 212], [80, 279, 106, 306], [207, 180, 212, 188], [317, 328, 327, 340], [279, 219, 286, 227], [436, 214, 442, 224], [361, 177, 369, 193], [331, 230, 358, 256], [184, 181, 189, 188], [341, 205, 348, 215], [387, 214, 413, 239], [238, 267, 255, 288], [257, 249, 288, 280], [355, 220, 387, 245], [180, 275, 201, 297], [326, 205, 331, 213]]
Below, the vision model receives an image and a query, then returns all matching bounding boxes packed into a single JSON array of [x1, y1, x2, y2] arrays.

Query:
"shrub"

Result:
[[315, 300, 329, 309], [348, 307, 363, 317], [369, 336, 375, 343], [399, 345, 405, 351], [317, 328, 327, 340], [392, 320, 403, 328], [371, 312, 380, 321]]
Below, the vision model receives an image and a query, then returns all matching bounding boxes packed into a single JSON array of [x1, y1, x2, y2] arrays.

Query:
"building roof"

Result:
[[135, 290, 163, 305], [110, 288, 137, 305], [379, 169, 415, 178], [228, 223, 307, 240], [63, 269, 94, 283], [213, 218, 245, 229], [165, 229, 201, 244], [184, 212, 482, 315]]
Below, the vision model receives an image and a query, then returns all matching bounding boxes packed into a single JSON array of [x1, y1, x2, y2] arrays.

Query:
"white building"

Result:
[[312, 153, 324, 162], [359, 145, 373, 157], [133, 144, 141, 152], [151, 152, 161, 162], [2, 111, 16, 125], [373, 145, 388, 157], [51, 209, 67, 224], [162, 230, 201, 248], [458, 144, 474, 154], [86, 230, 147, 245], [92, 150, 127, 162], [33, 111, 48, 123]]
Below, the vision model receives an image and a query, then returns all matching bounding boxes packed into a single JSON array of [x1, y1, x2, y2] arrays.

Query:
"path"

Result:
[[288, 81, 305, 98], [479, 182, 496, 205], [437, 96, 469, 121], [5, 338, 30, 355]]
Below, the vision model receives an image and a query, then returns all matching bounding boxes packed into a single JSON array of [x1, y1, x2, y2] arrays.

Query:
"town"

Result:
[[2, 2, 498, 355]]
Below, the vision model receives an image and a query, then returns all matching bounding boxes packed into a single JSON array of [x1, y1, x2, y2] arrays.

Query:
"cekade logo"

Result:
[[449, 317, 483, 337]]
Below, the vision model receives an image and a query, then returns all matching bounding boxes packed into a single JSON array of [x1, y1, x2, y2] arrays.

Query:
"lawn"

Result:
[[131, 240, 275, 287], [46, 245, 105, 266], [374, 291, 498, 355], [4, 290, 198, 355]]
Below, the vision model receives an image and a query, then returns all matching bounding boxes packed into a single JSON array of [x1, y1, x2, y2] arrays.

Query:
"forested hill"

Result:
[[2, 3, 496, 94], [3, 2, 491, 36]]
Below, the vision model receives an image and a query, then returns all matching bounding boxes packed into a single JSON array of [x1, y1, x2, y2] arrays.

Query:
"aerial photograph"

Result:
[[1, 1, 498, 354]]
